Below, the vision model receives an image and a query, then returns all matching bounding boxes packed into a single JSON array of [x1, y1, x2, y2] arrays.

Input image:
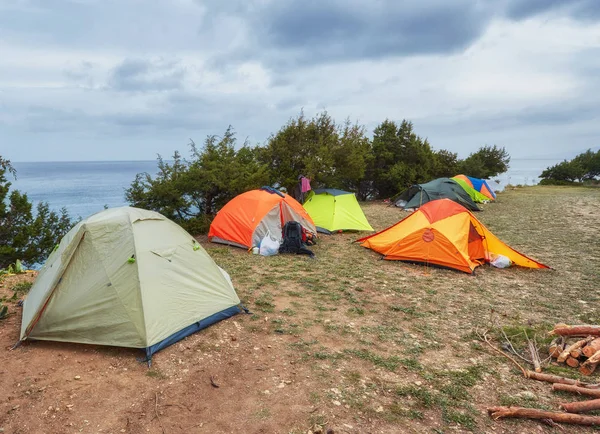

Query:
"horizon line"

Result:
[[10, 156, 564, 164]]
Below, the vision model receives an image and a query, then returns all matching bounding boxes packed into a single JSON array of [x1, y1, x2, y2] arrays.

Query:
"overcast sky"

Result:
[[1, 0, 599, 162]]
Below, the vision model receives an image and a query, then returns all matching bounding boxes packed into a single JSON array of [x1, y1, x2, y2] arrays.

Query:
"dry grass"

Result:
[[205, 185, 600, 432], [2, 185, 599, 433]]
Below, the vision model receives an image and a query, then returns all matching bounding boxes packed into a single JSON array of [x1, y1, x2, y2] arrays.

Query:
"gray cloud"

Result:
[[108, 58, 186, 92], [505, 0, 600, 20], [264, 1, 488, 57], [201, 0, 495, 69], [2, 0, 600, 162], [419, 101, 600, 134]]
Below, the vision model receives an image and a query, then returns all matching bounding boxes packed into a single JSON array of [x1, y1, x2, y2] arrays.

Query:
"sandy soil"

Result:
[[1, 186, 599, 434]]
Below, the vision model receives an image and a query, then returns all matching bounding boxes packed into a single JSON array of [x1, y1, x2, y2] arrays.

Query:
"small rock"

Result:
[[375, 405, 384, 413], [414, 381, 422, 386], [74, 375, 81, 380], [332, 400, 341, 406]]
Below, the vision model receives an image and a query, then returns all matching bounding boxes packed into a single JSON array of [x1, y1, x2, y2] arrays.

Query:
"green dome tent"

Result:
[[303, 189, 374, 233], [392, 178, 481, 212], [19, 207, 242, 360]]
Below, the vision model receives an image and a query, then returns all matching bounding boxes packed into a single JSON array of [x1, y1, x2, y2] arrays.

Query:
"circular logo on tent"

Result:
[[422, 229, 434, 243]]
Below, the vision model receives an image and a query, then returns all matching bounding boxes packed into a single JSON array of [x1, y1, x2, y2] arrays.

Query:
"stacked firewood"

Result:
[[481, 325, 600, 428], [549, 324, 600, 375]]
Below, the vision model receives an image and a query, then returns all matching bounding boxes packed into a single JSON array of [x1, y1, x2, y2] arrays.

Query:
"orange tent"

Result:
[[357, 199, 549, 273], [209, 187, 317, 249]]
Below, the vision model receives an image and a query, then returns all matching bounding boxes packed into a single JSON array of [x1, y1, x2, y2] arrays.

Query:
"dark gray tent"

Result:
[[392, 178, 481, 211]]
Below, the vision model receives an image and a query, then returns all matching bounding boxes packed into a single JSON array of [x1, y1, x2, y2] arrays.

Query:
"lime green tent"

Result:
[[303, 189, 373, 233], [451, 176, 490, 203], [20, 207, 241, 359]]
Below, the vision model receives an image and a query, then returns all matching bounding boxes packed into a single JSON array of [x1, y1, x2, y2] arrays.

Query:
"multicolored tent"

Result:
[[453, 174, 496, 200], [392, 178, 480, 212], [208, 187, 317, 249], [303, 189, 373, 233], [20, 207, 242, 359], [358, 199, 549, 273], [451, 176, 490, 203]]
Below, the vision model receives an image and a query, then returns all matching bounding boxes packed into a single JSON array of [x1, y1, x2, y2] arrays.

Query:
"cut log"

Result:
[[558, 337, 595, 363], [549, 338, 565, 358], [566, 357, 580, 368], [552, 325, 600, 337], [561, 398, 600, 413], [582, 349, 600, 367], [583, 339, 600, 358], [528, 340, 542, 373], [570, 348, 583, 358], [553, 383, 600, 398], [580, 363, 598, 376], [488, 406, 600, 425], [526, 371, 592, 387]]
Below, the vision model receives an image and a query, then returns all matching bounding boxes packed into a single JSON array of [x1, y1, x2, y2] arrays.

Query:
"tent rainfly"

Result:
[[208, 187, 317, 249], [453, 174, 497, 200], [303, 189, 374, 233], [451, 176, 491, 203], [20, 207, 242, 360], [392, 178, 481, 212], [358, 198, 549, 274]]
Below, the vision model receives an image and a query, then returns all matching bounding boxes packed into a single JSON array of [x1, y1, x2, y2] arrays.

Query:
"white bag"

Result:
[[489, 253, 512, 269], [259, 231, 280, 256]]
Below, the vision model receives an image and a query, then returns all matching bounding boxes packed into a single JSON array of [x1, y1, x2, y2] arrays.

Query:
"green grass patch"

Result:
[[254, 293, 275, 312], [11, 281, 32, 294], [343, 348, 402, 371]]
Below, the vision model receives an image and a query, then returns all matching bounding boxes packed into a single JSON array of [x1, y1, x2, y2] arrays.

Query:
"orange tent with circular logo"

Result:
[[208, 187, 316, 249], [357, 199, 548, 273]]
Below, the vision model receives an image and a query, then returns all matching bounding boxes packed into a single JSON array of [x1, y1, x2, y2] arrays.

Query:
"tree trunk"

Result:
[[488, 406, 600, 425], [561, 398, 600, 413], [553, 383, 600, 398], [566, 357, 580, 368]]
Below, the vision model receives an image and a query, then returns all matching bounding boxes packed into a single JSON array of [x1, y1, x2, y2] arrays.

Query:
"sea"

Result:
[[9, 158, 559, 219]]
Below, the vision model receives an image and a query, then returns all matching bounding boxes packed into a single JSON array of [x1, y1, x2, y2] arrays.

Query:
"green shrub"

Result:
[[0, 156, 76, 269]]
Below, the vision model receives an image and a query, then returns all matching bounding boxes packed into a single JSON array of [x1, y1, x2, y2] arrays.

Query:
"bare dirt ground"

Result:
[[1, 185, 599, 433]]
